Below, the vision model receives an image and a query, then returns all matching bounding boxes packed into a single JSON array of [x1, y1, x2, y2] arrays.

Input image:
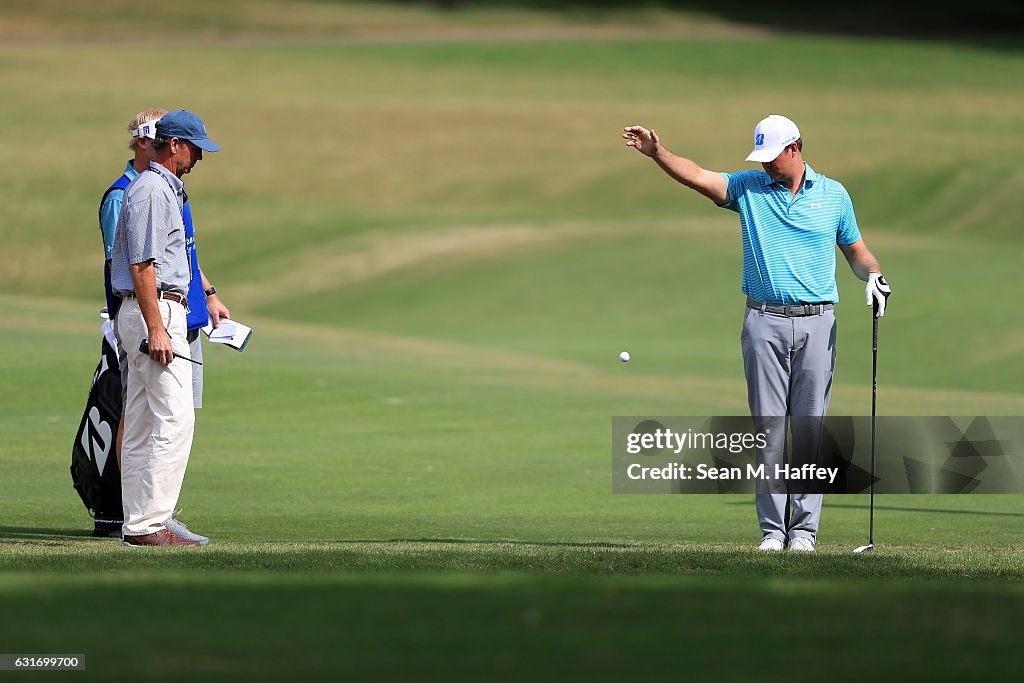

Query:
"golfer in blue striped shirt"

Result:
[[624, 115, 891, 552]]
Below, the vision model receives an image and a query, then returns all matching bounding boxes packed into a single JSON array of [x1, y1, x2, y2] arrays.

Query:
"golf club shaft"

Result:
[[139, 339, 203, 365], [172, 351, 201, 365], [870, 302, 879, 546]]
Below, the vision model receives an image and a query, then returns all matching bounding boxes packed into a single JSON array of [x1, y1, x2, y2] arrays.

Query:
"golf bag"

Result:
[[70, 328, 123, 537]]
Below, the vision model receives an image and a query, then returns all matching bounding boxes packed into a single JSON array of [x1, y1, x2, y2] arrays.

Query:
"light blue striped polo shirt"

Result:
[[719, 163, 861, 305], [99, 160, 139, 261]]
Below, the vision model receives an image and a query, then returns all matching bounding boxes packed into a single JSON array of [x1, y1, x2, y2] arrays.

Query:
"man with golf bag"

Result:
[[72, 109, 170, 538], [624, 115, 891, 552]]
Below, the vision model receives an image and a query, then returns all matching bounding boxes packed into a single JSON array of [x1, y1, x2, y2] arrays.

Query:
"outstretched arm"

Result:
[[623, 125, 729, 205]]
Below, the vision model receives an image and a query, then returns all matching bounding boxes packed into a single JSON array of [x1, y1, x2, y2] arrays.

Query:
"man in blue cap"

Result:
[[111, 110, 223, 547], [90, 108, 230, 542]]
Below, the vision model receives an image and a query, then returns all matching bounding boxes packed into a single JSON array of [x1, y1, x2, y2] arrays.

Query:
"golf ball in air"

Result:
[[619, 351, 630, 362]]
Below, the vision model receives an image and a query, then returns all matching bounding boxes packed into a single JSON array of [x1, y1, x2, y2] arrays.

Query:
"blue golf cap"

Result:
[[156, 109, 221, 152]]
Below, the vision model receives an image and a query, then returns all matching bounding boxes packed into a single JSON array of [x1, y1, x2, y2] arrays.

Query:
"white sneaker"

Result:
[[164, 510, 209, 545], [758, 537, 785, 552], [788, 537, 815, 552]]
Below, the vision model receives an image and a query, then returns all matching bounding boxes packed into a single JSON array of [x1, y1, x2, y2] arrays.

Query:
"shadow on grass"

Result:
[[3, 537, 1021, 580], [722, 501, 1024, 517], [826, 504, 1024, 517], [435, 0, 1024, 49], [1, 555, 1023, 682], [0, 526, 97, 541], [352, 538, 643, 548]]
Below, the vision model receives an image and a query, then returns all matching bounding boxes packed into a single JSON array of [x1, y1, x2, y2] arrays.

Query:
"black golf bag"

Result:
[[70, 332, 124, 537]]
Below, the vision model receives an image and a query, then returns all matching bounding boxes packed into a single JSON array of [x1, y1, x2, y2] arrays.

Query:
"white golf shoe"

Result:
[[788, 537, 815, 553], [758, 537, 785, 552], [164, 510, 209, 545]]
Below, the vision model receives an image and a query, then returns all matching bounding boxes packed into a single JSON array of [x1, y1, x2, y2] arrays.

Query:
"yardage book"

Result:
[[201, 318, 253, 351]]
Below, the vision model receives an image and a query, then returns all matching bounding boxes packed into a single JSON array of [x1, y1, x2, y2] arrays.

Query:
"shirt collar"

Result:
[[803, 163, 819, 188], [768, 162, 818, 189], [147, 160, 185, 196], [124, 159, 139, 181]]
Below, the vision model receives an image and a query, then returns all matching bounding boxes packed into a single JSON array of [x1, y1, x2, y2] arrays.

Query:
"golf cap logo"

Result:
[[130, 121, 160, 139], [745, 115, 801, 163]]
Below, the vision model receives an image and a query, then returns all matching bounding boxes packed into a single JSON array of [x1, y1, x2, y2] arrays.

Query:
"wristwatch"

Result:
[[204, 286, 217, 297]]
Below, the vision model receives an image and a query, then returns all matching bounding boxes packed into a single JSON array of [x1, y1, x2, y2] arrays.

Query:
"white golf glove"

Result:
[[866, 273, 891, 317]]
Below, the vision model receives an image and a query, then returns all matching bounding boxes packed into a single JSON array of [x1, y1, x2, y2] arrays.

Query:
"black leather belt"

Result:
[[120, 291, 188, 307], [747, 297, 833, 317]]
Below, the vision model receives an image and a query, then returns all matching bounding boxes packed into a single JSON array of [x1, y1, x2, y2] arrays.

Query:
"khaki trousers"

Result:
[[116, 298, 195, 537]]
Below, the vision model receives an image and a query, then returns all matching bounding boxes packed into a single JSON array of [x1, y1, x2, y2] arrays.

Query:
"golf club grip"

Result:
[[872, 299, 879, 348], [138, 339, 202, 365]]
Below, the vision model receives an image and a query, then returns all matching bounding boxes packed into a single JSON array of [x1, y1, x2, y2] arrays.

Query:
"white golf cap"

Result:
[[745, 114, 801, 163]]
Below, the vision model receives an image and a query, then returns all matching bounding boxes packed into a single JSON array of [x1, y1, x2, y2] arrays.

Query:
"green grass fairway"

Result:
[[1, 2, 1022, 680], [2, 296, 1022, 681]]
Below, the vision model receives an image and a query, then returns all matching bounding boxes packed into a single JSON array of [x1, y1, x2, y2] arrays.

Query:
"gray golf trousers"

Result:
[[741, 305, 837, 543]]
